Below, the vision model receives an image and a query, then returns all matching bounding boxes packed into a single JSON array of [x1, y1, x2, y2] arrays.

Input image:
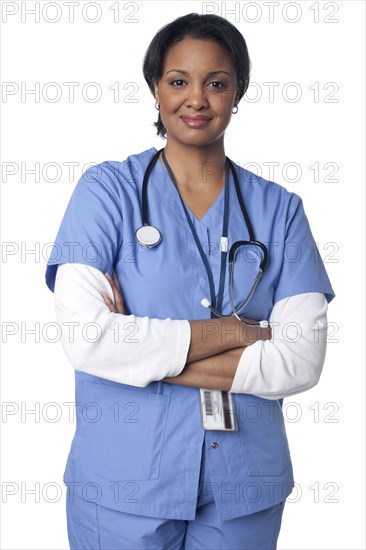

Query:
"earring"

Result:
[[155, 102, 160, 110], [232, 105, 238, 114]]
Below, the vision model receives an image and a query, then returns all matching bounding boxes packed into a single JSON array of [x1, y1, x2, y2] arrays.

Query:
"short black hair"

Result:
[[142, 13, 251, 139]]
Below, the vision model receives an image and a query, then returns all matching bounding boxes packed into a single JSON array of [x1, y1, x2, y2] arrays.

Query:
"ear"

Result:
[[235, 80, 243, 103], [153, 81, 159, 103]]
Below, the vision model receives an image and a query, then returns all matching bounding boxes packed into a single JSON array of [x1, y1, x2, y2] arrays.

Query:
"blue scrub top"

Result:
[[45, 147, 335, 521]]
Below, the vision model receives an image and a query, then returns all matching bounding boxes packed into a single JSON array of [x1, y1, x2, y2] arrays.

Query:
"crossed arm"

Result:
[[161, 347, 247, 391], [101, 270, 329, 398], [54, 263, 328, 399], [101, 271, 267, 391]]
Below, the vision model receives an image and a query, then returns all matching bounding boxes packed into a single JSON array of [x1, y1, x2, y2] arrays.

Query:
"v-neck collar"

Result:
[[152, 147, 226, 227]]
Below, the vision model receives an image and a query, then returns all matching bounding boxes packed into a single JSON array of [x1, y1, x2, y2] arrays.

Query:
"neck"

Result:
[[159, 140, 229, 191]]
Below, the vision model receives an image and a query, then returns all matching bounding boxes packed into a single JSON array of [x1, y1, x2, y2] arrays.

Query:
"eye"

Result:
[[170, 79, 186, 87], [207, 81, 226, 90]]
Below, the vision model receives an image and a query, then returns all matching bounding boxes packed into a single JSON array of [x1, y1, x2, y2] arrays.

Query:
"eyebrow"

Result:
[[165, 69, 232, 77]]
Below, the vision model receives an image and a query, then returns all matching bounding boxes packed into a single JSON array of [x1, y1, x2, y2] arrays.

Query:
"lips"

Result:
[[180, 115, 212, 121], [180, 115, 213, 128]]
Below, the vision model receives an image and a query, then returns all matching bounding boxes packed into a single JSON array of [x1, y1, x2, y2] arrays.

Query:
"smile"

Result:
[[180, 115, 213, 128]]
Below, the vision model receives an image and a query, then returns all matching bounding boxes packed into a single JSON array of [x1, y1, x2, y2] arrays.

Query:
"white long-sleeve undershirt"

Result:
[[54, 262, 192, 387], [53, 262, 328, 398], [229, 292, 328, 399]]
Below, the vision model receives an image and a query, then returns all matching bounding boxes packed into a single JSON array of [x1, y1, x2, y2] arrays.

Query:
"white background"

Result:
[[1, 1, 365, 548]]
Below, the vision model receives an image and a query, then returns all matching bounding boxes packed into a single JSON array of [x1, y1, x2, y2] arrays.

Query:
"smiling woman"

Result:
[[154, 39, 238, 146], [45, 12, 335, 550], [146, 38, 244, 197]]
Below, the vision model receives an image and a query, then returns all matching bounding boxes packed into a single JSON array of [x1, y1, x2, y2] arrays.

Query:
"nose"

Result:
[[185, 83, 209, 110]]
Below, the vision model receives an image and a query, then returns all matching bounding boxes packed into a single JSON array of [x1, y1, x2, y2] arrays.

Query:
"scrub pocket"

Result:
[[67, 490, 100, 550], [69, 520, 100, 550], [236, 396, 292, 477], [76, 380, 171, 481]]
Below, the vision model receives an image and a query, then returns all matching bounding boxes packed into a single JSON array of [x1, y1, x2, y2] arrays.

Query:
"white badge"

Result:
[[199, 389, 238, 431]]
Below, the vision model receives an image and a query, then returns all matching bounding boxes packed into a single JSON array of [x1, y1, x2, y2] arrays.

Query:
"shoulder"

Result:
[[76, 147, 157, 198], [83, 146, 156, 182], [234, 162, 303, 217]]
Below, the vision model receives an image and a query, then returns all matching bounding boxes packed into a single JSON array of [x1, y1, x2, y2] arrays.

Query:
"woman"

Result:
[[46, 13, 335, 549]]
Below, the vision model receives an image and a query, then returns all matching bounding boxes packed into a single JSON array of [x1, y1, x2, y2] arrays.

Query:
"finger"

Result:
[[104, 273, 125, 314], [112, 270, 123, 294], [113, 292, 125, 314], [102, 292, 115, 309], [107, 280, 125, 314], [111, 272, 125, 312], [102, 292, 116, 313], [105, 272, 114, 288]]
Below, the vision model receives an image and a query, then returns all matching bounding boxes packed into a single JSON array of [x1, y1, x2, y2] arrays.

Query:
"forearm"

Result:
[[165, 293, 329, 399], [54, 263, 270, 388], [163, 347, 246, 391], [186, 319, 236, 364], [187, 318, 269, 363]]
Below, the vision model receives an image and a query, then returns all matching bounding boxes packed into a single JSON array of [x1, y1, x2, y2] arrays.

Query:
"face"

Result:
[[153, 37, 239, 147]]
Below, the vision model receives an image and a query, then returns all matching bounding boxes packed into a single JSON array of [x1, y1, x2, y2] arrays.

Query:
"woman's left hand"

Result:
[[102, 270, 126, 314]]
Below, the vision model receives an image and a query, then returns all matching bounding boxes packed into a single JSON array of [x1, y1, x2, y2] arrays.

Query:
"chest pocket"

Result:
[[234, 395, 292, 477], [75, 380, 171, 481]]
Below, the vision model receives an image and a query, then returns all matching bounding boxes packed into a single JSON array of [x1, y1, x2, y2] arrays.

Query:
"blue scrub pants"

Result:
[[67, 496, 284, 550], [66, 442, 285, 549]]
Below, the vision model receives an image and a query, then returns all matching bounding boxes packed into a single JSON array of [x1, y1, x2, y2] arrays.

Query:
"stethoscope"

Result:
[[135, 148, 269, 328]]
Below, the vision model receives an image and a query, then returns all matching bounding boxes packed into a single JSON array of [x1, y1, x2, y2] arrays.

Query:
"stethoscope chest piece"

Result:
[[135, 224, 162, 248]]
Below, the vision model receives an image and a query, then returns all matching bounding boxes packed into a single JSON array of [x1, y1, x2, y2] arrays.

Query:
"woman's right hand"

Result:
[[102, 270, 126, 315]]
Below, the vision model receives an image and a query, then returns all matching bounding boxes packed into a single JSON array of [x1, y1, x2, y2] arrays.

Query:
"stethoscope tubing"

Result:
[[135, 148, 269, 328]]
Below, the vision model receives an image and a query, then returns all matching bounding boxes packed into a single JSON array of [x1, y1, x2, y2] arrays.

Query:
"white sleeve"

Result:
[[229, 292, 328, 399], [54, 263, 191, 387]]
